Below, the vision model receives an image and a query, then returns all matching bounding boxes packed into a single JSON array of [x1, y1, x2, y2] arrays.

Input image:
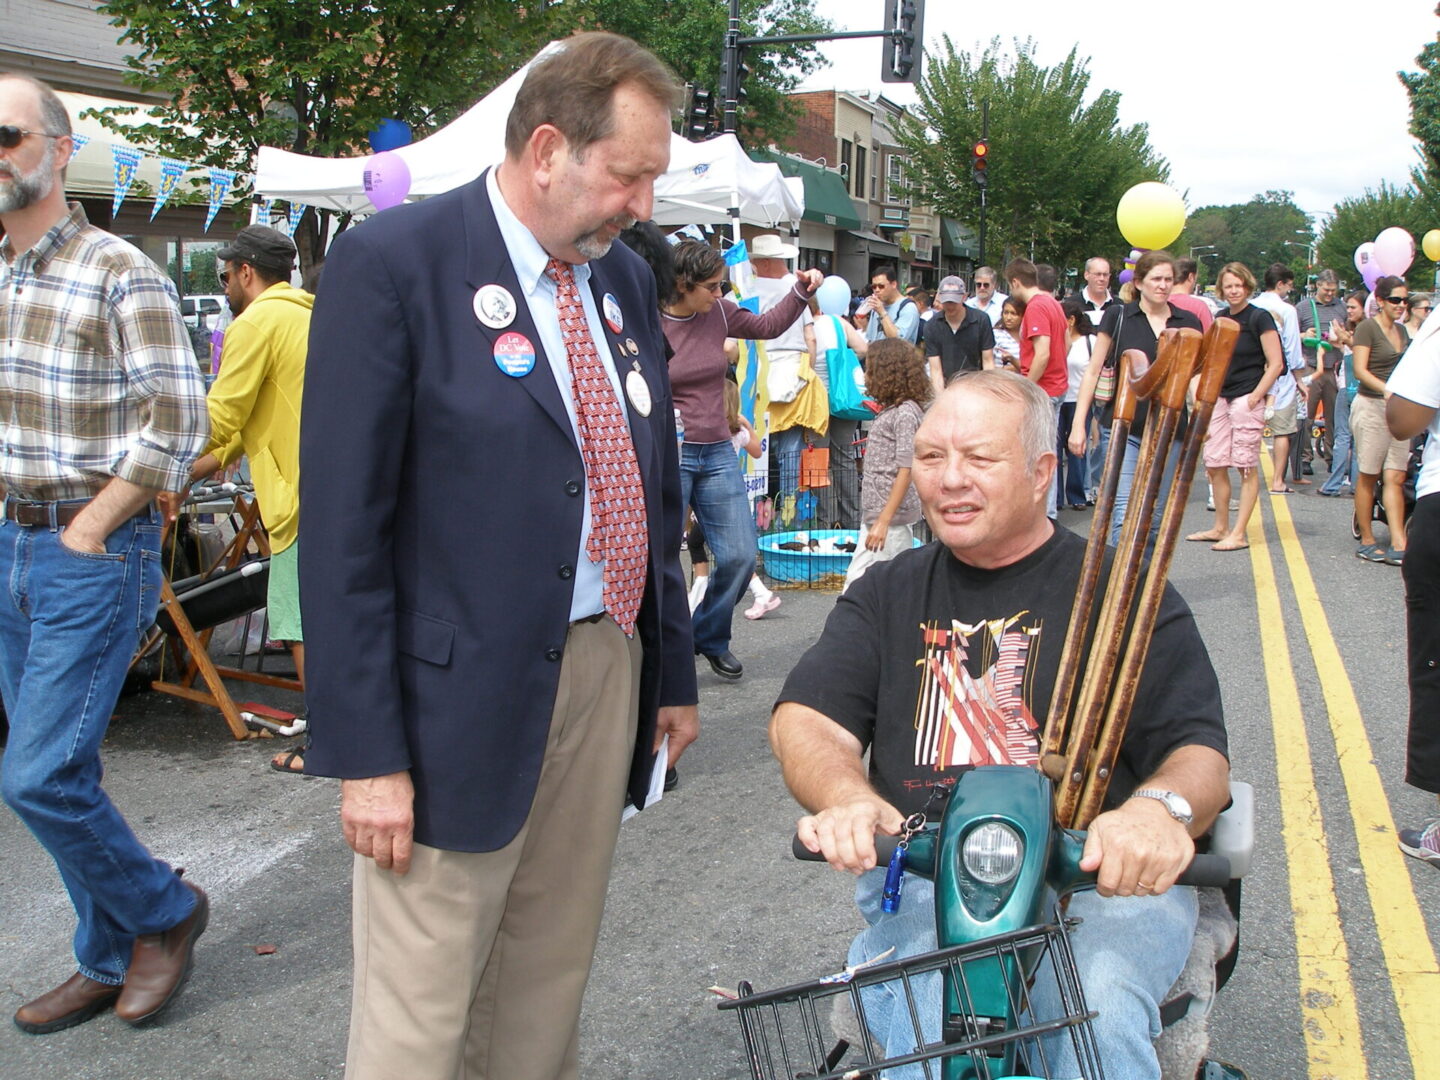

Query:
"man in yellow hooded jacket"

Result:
[[190, 225, 312, 772]]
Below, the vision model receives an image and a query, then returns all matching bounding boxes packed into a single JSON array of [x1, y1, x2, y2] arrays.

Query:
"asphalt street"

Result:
[[0, 477, 1436, 1080]]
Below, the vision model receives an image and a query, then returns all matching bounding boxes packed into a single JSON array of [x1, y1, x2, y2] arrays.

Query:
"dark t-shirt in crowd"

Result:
[[777, 528, 1227, 816], [1095, 301, 1205, 433], [1218, 303, 1278, 399], [924, 306, 996, 382]]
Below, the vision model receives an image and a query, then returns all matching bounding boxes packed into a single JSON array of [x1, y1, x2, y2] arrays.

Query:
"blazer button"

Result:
[[564, 480, 582, 496], [558, 564, 574, 579], [545, 648, 562, 662]]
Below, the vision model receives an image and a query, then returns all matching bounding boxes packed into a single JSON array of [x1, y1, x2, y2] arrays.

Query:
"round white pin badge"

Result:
[[473, 284, 516, 330]]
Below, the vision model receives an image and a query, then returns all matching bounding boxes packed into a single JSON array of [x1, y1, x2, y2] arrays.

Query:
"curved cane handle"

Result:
[[1111, 349, 1150, 423], [1194, 317, 1241, 405]]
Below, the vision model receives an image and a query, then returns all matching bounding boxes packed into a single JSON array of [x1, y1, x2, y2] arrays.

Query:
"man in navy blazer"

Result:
[[298, 34, 698, 1080]]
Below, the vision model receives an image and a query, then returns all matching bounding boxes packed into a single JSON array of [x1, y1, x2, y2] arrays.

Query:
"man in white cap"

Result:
[[923, 275, 994, 395]]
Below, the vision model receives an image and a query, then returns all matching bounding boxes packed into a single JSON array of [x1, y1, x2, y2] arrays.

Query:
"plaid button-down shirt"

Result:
[[0, 203, 208, 502]]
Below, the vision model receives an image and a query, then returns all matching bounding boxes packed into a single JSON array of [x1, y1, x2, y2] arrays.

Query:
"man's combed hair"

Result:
[[504, 32, 683, 160]]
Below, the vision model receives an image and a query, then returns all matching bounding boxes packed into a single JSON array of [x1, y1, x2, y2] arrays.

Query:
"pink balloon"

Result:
[[1354, 242, 1374, 274], [1372, 226, 1415, 277], [1362, 261, 1383, 291], [364, 151, 411, 211]]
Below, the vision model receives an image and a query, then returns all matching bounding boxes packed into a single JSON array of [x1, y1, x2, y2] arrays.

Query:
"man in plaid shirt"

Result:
[[0, 74, 210, 1035]]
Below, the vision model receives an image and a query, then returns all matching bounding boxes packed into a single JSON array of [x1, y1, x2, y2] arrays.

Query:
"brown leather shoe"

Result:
[[14, 972, 122, 1034], [114, 880, 209, 1026]]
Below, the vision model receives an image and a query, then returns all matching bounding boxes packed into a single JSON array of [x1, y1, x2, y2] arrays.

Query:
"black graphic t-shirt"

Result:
[[777, 527, 1226, 816]]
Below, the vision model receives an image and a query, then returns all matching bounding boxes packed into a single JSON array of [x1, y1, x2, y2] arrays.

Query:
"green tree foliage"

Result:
[[894, 37, 1169, 276], [1400, 6, 1440, 176], [1317, 182, 1435, 289], [581, 0, 833, 143], [95, 0, 571, 280], [92, 0, 829, 281], [1178, 191, 1314, 283]]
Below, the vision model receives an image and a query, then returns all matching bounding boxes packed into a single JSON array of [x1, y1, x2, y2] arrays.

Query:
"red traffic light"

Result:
[[973, 141, 988, 158]]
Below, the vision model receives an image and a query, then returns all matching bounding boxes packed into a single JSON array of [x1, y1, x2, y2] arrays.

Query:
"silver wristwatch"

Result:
[[1129, 788, 1193, 826]]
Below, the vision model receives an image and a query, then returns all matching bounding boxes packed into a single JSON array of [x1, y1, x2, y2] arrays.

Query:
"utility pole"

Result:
[[977, 100, 989, 269]]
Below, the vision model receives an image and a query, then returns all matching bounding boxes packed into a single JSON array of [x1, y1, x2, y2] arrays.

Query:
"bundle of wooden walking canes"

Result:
[[1041, 317, 1240, 829]]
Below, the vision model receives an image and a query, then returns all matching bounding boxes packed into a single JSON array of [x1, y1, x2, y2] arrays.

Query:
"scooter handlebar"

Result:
[[791, 834, 1233, 886]]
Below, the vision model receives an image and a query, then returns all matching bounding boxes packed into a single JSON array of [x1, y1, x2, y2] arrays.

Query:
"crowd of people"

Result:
[[1, 27, 1437, 1080]]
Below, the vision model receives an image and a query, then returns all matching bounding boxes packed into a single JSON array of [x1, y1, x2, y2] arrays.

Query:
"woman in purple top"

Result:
[[660, 240, 818, 680]]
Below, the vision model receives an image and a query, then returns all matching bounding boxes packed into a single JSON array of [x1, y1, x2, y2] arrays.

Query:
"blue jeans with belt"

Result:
[[681, 442, 758, 657], [0, 505, 196, 984]]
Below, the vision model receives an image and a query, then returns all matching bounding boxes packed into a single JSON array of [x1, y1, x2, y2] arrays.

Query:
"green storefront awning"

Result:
[[752, 150, 864, 231], [941, 217, 976, 260]]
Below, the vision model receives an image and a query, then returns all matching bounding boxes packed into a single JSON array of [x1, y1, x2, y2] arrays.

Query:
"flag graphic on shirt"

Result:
[[912, 615, 1042, 769]]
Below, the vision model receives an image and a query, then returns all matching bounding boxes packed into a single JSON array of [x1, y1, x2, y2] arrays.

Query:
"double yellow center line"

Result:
[[1247, 468, 1438, 1078]]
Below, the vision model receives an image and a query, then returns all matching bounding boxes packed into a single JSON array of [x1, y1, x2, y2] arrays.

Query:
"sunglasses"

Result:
[[217, 269, 231, 286], [1382, 295, 1406, 304], [869, 283, 886, 292], [0, 125, 62, 150]]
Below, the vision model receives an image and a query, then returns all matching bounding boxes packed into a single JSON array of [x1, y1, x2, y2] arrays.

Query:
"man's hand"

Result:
[[1079, 796, 1194, 898], [796, 269, 823, 294], [156, 491, 186, 525], [655, 704, 699, 767], [796, 795, 906, 874], [341, 770, 416, 874], [59, 523, 108, 555]]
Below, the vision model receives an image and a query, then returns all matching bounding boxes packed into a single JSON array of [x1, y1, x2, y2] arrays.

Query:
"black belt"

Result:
[[569, 611, 608, 628], [4, 499, 91, 527]]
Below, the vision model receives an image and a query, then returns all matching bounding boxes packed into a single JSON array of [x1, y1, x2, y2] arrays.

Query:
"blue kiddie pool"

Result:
[[760, 529, 924, 583]]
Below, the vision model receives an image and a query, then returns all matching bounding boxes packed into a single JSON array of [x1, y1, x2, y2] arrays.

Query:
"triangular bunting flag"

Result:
[[204, 168, 236, 232], [110, 145, 143, 218], [150, 159, 187, 221]]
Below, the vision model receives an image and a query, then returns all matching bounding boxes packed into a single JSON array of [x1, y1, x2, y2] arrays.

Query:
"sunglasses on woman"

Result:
[[1382, 295, 1406, 304], [0, 126, 62, 150]]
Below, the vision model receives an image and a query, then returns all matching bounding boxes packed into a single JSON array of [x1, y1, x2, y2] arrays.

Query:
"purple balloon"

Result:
[[364, 151, 411, 211], [1117, 269, 1134, 285], [1362, 261, 1383, 291]]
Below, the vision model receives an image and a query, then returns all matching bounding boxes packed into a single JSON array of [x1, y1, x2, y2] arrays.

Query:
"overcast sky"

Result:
[[794, 1, 1439, 230]]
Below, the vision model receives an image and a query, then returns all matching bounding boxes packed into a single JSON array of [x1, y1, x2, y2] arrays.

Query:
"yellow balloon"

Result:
[[1116, 182, 1187, 250], [1423, 228, 1440, 262]]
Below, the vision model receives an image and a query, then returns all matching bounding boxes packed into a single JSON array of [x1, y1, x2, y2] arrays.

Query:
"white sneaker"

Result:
[[744, 594, 782, 620]]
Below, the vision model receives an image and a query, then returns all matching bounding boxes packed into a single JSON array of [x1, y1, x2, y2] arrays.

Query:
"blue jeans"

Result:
[[1320, 390, 1357, 495], [0, 507, 196, 984], [1098, 428, 1181, 548], [849, 869, 1198, 1080], [681, 442, 758, 657], [1058, 402, 1092, 507]]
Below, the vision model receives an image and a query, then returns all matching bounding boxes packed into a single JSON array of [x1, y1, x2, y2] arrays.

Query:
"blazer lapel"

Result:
[[461, 172, 575, 444]]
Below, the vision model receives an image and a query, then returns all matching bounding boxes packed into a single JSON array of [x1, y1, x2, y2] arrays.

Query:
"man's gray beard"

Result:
[[573, 214, 636, 261], [0, 141, 57, 214]]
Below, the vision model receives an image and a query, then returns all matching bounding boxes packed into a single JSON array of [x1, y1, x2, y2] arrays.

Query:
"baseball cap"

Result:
[[217, 225, 297, 274], [936, 276, 967, 304]]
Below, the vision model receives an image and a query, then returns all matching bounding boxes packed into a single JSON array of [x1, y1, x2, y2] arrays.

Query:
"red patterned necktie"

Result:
[[545, 258, 649, 635]]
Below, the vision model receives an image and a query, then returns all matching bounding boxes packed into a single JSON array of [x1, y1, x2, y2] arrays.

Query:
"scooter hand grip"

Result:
[[1176, 853, 1232, 887], [791, 834, 900, 863]]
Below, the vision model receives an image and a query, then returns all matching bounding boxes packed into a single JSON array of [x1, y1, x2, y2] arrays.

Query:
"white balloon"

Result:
[[815, 275, 852, 316], [1372, 226, 1416, 277]]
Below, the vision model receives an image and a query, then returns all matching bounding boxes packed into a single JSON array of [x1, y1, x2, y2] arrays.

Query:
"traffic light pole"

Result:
[[977, 100, 989, 269], [719, 0, 919, 134]]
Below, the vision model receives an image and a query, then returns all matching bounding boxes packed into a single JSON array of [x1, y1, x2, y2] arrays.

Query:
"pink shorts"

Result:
[[1204, 395, 1265, 470]]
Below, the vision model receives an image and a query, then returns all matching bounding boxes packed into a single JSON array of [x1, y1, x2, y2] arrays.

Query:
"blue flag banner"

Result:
[[68, 133, 90, 162], [255, 196, 274, 225], [204, 168, 235, 233], [723, 241, 769, 506], [282, 202, 307, 239], [110, 145, 143, 218], [150, 158, 187, 221]]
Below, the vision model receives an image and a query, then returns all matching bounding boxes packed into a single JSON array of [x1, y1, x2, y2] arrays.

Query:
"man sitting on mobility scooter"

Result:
[[771, 371, 1231, 1080]]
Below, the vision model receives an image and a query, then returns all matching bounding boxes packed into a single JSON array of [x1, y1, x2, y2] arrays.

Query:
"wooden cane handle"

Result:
[[1129, 330, 1177, 401], [1194, 318, 1240, 405], [1111, 350, 1149, 423], [1156, 328, 1203, 411]]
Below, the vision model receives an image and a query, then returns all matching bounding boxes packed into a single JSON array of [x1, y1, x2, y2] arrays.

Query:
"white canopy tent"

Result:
[[252, 44, 802, 228]]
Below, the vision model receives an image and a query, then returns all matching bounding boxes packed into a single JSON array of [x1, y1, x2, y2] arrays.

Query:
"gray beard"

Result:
[[0, 142, 57, 214], [573, 214, 635, 261]]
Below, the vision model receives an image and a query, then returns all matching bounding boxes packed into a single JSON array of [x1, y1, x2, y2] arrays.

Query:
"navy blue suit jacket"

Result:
[[299, 173, 697, 851]]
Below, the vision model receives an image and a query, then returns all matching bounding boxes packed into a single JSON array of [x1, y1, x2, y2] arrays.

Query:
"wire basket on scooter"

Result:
[[719, 915, 1103, 1080]]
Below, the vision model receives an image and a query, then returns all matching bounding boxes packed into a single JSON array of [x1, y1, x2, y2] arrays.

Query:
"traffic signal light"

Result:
[[971, 140, 989, 188], [686, 87, 714, 141], [881, 0, 925, 84]]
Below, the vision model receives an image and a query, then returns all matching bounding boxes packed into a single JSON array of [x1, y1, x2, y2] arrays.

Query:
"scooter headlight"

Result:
[[962, 822, 1023, 885]]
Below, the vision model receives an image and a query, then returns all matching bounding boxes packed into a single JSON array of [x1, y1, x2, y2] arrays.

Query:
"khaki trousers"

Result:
[[345, 617, 642, 1080]]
